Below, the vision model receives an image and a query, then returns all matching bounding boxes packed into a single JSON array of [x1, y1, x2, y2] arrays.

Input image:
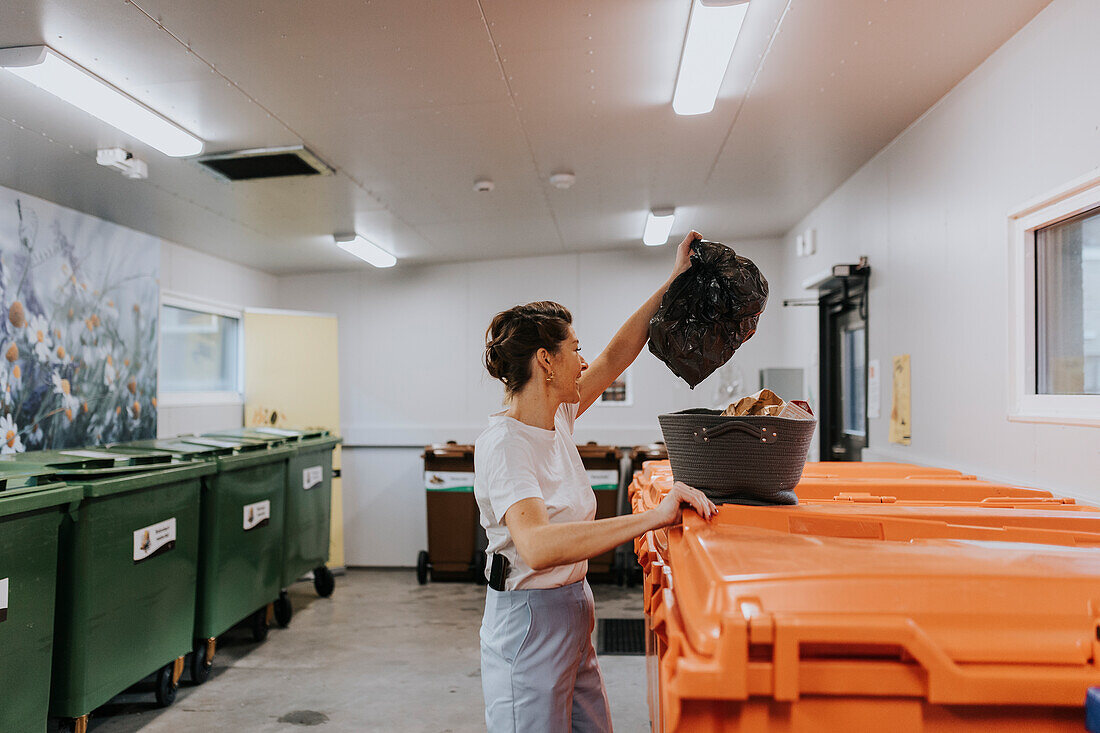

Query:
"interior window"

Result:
[[1035, 206, 1100, 395], [842, 325, 867, 436], [159, 304, 241, 393]]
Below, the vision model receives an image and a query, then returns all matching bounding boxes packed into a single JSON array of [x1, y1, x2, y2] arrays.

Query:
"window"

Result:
[[1035, 207, 1100, 395], [158, 295, 242, 403], [1009, 169, 1100, 425], [841, 325, 866, 436]]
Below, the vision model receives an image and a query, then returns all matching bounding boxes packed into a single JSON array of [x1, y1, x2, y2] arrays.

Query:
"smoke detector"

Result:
[[96, 148, 148, 180], [474, 178, 495, 192], [549, 171, 576, 189]]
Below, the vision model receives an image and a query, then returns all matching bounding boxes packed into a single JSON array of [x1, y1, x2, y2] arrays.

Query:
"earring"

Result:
[[546, 371, 554, 383]]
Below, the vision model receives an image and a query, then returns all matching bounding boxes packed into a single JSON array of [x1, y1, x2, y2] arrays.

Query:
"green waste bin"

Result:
[[106, 436, 285, 684], [0, 468, 80, 733], [4, 449, 211, 729], [179, 436, 293, 683], [205, 427, 342, 628]]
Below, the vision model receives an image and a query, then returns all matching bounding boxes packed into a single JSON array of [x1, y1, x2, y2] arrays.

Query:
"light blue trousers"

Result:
[[480, 580, 613, 732]]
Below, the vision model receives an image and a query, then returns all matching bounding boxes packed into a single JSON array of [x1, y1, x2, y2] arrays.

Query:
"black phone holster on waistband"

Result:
[[488, 553, 510, 591]]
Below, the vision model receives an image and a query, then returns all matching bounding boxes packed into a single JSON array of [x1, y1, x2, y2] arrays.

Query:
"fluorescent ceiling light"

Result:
[[0, 45, 203, 157], [334, 234, 397, 268], [672, 0, 750, 116], [643, 208, 676, 246]]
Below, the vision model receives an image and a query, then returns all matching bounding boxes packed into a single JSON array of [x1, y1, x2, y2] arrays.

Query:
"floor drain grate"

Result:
[[596, 618, 645, 656]]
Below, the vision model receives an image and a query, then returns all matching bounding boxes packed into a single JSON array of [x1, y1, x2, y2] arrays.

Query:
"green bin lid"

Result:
[[180, 435, 269, 453], [107, 438, 235, 458], [63, 461, 214, 498], [207, 427, 331, 444], [0, 483, 82, 518], [0, 463, 67, 492], [1, 447, 191, 478], [205, 428, 293, 446]]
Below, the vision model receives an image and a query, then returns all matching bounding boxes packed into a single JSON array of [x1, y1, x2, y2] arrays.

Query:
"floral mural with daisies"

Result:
[[0, 186, 159, 452]]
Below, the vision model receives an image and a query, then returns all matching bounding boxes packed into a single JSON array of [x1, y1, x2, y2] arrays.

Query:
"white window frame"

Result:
[[1008, 167, 1100, 427], [157, 291, 245, 408]]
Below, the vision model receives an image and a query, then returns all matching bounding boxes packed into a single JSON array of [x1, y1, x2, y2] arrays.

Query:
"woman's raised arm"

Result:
[[576, 230, 700, 415]]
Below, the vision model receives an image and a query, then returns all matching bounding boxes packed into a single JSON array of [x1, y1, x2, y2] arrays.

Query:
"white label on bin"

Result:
[[61, 449, 125, 460], [133, 518, 177, 564], [0, 578, 8, 623], [244, 500, 271, 531], [303, 466, 323, 490], [424, 471, 475, 492], [256, 427, 298, 437], [587, 469, 619, 491]]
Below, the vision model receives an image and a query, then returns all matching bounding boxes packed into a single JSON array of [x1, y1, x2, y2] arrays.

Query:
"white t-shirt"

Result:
[[474, 402, 596, 590]]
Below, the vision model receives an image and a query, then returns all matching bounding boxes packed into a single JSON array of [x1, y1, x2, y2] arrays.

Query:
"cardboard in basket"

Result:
[[721, 389, 814, 419]]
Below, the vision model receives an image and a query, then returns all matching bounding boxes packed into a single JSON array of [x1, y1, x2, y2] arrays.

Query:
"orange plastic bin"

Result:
[[628, 462, 1100, 732], [648, 519, 1100, 732]]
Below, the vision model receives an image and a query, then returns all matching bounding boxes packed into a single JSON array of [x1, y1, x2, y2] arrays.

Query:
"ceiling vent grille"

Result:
[[195, 145, 334, 181]]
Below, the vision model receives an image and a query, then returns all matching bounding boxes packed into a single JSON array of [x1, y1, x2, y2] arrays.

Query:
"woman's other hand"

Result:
[[672, 230, 702, 278], [650, 481, 717, 528]]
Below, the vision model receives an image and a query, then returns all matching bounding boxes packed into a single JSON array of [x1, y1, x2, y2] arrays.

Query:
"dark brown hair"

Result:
[[484, 301, 573, 396]]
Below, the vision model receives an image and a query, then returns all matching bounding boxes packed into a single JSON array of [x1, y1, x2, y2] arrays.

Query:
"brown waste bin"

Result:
[[620, 443, 669, 586], [576, 442, 623, 582], [629, 443, 669, 480], [418, 442, 486, 584]]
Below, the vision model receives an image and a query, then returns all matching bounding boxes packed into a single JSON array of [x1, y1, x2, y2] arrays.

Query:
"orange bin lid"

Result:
[[656, 516, 1100, 703], [802, 461, 968, 479], [631, 460, 1100, 727], [797, 477, 1054, 502], [636, 459, 1072, 506], [632, 473, 1100, 549]]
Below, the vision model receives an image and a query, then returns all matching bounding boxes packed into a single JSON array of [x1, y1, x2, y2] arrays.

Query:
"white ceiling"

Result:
[[0, 0, 1051, 274]]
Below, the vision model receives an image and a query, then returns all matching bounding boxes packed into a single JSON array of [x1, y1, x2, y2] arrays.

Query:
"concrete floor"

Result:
[[85, 569, 650, 732]]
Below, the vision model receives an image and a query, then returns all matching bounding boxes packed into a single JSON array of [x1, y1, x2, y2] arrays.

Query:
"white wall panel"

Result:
[[339, 447, 428, 568], [160, 241, 280, 309], [779, 0, 1100, 499]]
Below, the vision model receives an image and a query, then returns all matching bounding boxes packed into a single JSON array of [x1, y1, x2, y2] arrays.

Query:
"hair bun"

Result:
[[483, 301, 573, 397]]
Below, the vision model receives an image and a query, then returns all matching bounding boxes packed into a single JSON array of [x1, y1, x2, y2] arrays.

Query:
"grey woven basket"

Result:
[[657, 408, 817, 505]]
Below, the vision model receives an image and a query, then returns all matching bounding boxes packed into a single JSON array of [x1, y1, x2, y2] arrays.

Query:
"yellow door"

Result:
[[243, 309, 344, 567]]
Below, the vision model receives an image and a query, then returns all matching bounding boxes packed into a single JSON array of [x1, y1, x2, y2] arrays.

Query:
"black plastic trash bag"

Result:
[[648, 240, 769, 388]]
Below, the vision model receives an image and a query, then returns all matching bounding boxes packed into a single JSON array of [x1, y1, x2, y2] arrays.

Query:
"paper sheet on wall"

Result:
[[889, 355, 911, 445], [867, 359, 881, 419]]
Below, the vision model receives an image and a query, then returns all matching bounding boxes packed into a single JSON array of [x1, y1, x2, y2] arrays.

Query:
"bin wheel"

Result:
[[190, 638, 215, 684], [250, 606, 270, 643], [313, 565, 336, 597], [416, 551, 430, 585], [274, 590, 293, 628], [154, 660, 180, 707]]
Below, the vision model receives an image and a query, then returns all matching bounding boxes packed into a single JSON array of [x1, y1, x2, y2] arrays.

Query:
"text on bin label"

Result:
[[133, 518, 177, 564], [244, 500, 271, 531], [303, 466, 324, 490]]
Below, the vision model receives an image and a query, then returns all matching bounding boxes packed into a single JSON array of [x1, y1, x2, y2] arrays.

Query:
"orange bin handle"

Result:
[[762, 613, 1098, 706]]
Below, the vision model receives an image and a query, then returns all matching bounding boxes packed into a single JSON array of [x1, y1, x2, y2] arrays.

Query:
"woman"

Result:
[[474, 230, 718, 732]]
